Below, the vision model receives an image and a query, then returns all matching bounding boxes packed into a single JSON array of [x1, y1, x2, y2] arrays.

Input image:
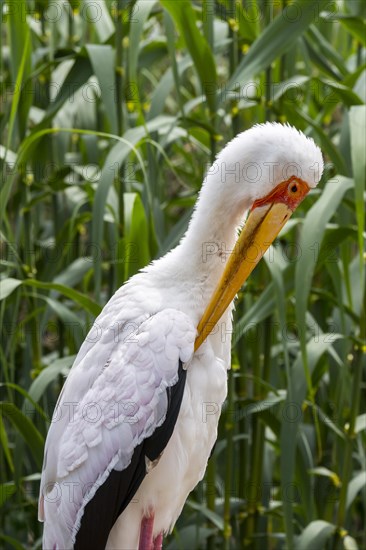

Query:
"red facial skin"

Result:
[[251, 176, 310, 212]]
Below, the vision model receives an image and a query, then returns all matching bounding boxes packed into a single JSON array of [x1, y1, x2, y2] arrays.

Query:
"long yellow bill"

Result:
[[194, 177, 310, 351]]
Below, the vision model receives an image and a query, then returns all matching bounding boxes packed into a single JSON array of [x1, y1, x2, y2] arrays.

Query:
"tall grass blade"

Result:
[[227, 0, 325, 93], [349, 106, 366, 274], [1, 2, 364, 546], [0, 403, 44, 468], [297, 520, 336, 550], [85, 45, 118, 134], [160, 0, 217, 115], [295, 177, 353, 393]]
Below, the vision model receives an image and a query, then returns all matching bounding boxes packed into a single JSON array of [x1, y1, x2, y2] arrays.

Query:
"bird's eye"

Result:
[[290, 183, 298, 193]]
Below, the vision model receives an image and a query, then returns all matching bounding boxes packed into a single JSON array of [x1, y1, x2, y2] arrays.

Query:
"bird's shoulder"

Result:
[[56, 308, 195, 473], [39, 305, 196, 518]]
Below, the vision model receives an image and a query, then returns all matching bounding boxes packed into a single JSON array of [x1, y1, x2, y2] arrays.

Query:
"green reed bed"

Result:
[[1, 1, 365, 548]]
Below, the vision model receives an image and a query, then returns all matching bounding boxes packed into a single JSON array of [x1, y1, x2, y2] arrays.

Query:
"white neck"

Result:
[[181, 170, 248, 260], [157, 171, 249, 303]]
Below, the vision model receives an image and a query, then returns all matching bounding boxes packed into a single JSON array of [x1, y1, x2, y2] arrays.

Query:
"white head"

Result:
[[192, 123, 324, 349], [199, 122, 323, 218]]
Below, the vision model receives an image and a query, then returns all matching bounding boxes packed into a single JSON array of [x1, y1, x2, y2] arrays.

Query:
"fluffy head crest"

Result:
[[210, 122, 324, 205]]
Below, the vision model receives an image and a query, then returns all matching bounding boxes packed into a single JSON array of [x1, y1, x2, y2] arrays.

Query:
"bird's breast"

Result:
[[106, 339, 229, 548]]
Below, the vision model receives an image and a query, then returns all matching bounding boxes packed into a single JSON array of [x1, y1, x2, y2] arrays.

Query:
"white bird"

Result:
[[39, 123, 323, 550]]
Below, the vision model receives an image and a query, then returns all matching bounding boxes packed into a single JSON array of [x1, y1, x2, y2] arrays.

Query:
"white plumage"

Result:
[[39, 123, 323, 549]]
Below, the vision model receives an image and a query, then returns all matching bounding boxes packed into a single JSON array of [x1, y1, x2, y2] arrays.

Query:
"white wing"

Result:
[[39, 307, 195, 549]]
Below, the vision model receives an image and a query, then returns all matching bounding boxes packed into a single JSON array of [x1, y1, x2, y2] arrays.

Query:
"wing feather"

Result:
[[40, 308, 195, 550]]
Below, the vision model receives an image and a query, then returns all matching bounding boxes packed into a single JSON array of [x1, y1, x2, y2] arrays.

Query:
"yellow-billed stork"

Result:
[[38, 123, 323, 549]]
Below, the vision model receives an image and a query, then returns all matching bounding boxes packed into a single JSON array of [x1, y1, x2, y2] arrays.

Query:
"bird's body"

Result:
[[40, 218, 234, 549], [105, 277, 231, 548], [39, 123, 323, 549]]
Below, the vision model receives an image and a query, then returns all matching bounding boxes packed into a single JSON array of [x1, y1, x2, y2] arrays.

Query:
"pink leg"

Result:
[[153, 532, 163, 550], [138, 512, 155, 550]]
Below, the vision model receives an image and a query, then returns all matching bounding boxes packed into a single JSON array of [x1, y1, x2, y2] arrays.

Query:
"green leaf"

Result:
[[318, 78, 363, 107], [235, 392, 287, 422], [297, 520, 336, 550], [91, 116, 174, 297], [305, 401, 345, 440], [149, 56, 192, 120], [295, 177, 353, 389], [186, 499, 224, 530], [0, 482, 16, 507], [0, 278, 22, 301], [53, 257, 94, 288], [40, 296, 85, 347], [0, 416, 14, 472], [128, 1, 156, 87], [0, 403, 44, 468], [0, 474, 41, 508], [290, 107, 347, 174], [235, 1, 259, 42], [306, 26, 348, 78], [161, 1, 217, 114], [343, 535, 359, 550], [166, 526, 215, 550], [264, 246, 296, 545], [123, 193, 150, 279], [85, 45, 118, 134], [346, 471, 366, 511], [84, 0, 114, 42], [272, 75, 310, 102], [227, 0, 325, 94], [28, 356, 75, 405], [0, 533, 25, 550], [26, 279, 101, 316], [303, 36, 343, 81], [293, 333, 344, 401], [0, 382, 47, 422], [354, 413, 366, 434], [317, 225, 357, 269], [336, 15, 366, 46], [43, 55, 93, 123], [0, 29, 31, 226], [308, 467, 341, 487], [349, 106, 366, 273], [6, 0, 32, 141], [234, 261, 300, 346]]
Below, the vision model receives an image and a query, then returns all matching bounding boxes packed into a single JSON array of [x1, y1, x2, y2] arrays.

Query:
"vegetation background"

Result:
[[0, 0, 365, 548]]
